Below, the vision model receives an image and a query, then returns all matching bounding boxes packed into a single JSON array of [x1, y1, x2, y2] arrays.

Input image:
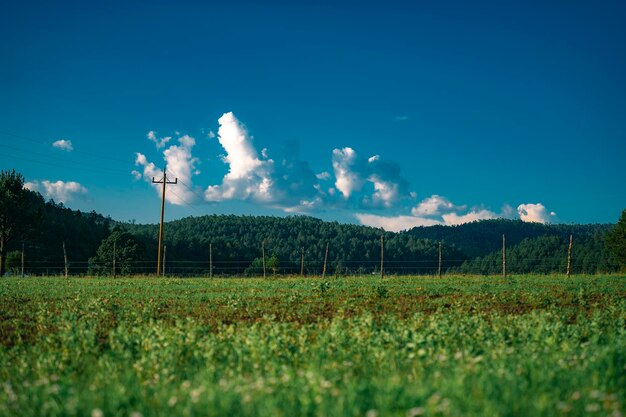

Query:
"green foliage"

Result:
[[4, 251, 21, 274], [606, 209, 626, 269], [88, 229, 148, 276], [0, 276, 624, 416]]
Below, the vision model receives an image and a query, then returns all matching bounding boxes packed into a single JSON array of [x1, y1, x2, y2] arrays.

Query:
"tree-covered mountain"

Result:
[[4, 200, 621, 276], [122, 215, 464, 276], [405, 219, 614, 259]]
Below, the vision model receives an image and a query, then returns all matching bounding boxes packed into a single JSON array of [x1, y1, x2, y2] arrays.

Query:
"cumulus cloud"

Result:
[[332, 147, 409, 207], [316, 171, 331, 181], [441, 209, 499, 225], [134, 134, 200, 205], [517, 203, 556, 224], [147, 131, 172, 149], [355, 213, 441, 232], [332, 147, 363, 199], [52, 139, 73, 152], [25, 180, 87, 203], [204, 112, 274, 202], [411, 195, 466, 217], [357, 195, 556, 231]]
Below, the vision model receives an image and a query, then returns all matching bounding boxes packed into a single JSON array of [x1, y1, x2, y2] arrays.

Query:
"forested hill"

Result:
[[122, 215, 465, 274], [7, 206, 619, 275], [405, 219, 613, 259], [118, 215, 617, 275]]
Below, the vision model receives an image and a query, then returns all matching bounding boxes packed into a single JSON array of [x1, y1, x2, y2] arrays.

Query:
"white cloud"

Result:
[[134, 134, 200, 205], [441, 209, 499, 225], [316, 171, 331, 181], [517, 203, 556, 224], [147, 131, 172, 149], [357, 195, 558, 231], [332, 147, 362, 199], [205, 112, 275, 202], [207, 130, 216, 139], [368, 175, 400, 208], [52, 139, 73, 152], [411, 195, 466, 217], [368, 155, 380, 163], [355, 213, 442, 232], [25, 180, 87, 203]]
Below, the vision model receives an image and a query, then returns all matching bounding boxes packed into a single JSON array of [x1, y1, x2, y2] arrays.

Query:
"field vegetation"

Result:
[[1, 275, 625, 417]]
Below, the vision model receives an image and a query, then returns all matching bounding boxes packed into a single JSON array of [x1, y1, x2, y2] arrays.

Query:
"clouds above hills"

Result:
[[25, 180, 87, 203], [133, 111, 556, 230]]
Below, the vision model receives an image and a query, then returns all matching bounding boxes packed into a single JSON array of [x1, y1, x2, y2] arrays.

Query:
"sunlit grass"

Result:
[[0, 275, 624, 416]]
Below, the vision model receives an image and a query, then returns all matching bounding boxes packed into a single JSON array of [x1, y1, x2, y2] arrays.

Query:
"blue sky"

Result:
[[1, 1, 625, 230]]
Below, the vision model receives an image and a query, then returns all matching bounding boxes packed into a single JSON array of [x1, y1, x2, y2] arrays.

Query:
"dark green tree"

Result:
[[88, 229, 148, 276], [606, 209, 626, 270], [0, 170, 44, 275]]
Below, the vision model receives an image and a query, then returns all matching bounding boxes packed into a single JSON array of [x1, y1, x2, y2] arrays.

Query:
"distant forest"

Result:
[[5, 201, 621, 276]]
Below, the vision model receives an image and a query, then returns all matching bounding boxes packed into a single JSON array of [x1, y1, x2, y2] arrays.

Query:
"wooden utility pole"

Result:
[[209, 242, 213, 278], [502, 234, 506, 278], [63, 241, 68, 278], [300, 247, 305, 277], [112, 240, 116, 278], [262, 240, 266, 278], [567, 234, 573, 278], [438, 241, 442, 278], [322, 242, 329, 279], [380, 234, 385, 279], [152, 168, 177, 276], [162, 245, 167, 277], [21, 242, 24, 278]]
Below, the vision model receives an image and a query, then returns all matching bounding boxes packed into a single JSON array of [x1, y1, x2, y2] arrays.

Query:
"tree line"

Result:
[[1, 169, 625, 276]]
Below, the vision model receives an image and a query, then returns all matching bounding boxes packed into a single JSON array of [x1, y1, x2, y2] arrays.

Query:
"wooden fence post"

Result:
[[380, 234, 384, 279], [567, 234, 573, 278], [63, 242, 68, 278], [112, 240, 116, 278], [301, 247, 305, 277], [162, 245, 166, 277], [322, 242, 329, 279], [262, 240, 266, 279], [502, 234, 506, 278], [438, 241, 442, 278]]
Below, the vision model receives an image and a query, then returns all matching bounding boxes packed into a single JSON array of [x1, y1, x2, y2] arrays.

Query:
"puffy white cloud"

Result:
[[441, 209, 499, 225], [134, 134, 200, 205], [316, 171, 331, 181], [332, 147, 409, 207], [517, 203, 556, 224], [25, 180, 87, 203], [204, 112, 275, 202], [355, 213, 442, 232], [52, 139, 73, 152], [411, 195, 466, 217], [332, 147, 362, 199], [147, 131, 172, 149]]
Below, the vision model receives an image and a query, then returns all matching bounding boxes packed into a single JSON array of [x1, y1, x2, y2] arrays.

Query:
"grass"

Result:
[[0, 275, 625, 417]]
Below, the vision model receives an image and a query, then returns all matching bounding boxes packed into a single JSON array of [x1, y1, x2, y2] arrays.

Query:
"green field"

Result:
[[1, 275, 625, 417]]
